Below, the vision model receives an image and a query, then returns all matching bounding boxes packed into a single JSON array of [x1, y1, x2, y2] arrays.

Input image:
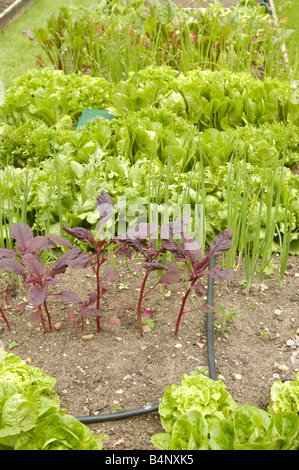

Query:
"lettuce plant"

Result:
[[0, 349, 105, 450], [156, 367, 238, 435], [268, 372, 299, 416], [151, 368, 299, 450], [153, 406, 299, 450]]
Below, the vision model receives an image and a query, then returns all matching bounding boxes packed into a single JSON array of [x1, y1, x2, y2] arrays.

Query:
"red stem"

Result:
[[40, 308, 47, 333], [105, 244, 122, 260], [137, 270, 149, 337], [128, 259, 143, 284], [143, 280, 160, 298], [174, 278, 197, 336], [43, 301, 52, 332], [184, 260, 194, 274], [0, 308, 11, 331], [96, 251, 101, 334]]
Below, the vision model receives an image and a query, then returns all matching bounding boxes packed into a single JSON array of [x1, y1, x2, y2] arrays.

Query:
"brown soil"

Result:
[[0, 251, 298, 450]]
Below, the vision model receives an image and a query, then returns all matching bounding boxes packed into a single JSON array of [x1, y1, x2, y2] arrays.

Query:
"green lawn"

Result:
[[273, 0, 299, 80], [0, 0, 95, 90]]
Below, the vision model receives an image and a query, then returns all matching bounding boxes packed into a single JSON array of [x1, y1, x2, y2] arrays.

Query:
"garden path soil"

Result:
[[0, 0, 298, 452], [0, 0, 15, 14]]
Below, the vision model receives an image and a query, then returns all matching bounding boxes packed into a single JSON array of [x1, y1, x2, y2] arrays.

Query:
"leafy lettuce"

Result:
[[110, 66, 299, 129], [0, 68, 111, 128], [151, 368, 299, 450], [0, 67, 298, 250], [268, 372, 299, 416], [0, 349, 106, 450], [157, 368, 238, 434]]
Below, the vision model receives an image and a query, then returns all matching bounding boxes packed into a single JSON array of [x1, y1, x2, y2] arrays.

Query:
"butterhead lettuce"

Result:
[[0, 349, 106, 450], [152, 368, 299, 450], [268, 372, 299, 415]]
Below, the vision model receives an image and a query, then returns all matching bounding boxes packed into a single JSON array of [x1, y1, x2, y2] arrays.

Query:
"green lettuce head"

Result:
[[268, 372, 299, 415], [158, 368, 238, 434]]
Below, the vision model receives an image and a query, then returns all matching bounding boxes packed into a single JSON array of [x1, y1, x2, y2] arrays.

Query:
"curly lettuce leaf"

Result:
[[268, 372, 299, 415], [0, 349, 106, 450]]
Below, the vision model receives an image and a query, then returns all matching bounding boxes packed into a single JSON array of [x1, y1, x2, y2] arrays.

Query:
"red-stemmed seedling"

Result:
[[0, 223, 90, 332], [61, 190, 121, 333], [161, 229, 234, 336], [113, 219, 190, 337], [61, 268, 120, 332]]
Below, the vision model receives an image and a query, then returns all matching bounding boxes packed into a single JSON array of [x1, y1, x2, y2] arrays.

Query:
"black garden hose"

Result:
[[206, 255, 217, 381], [77, 404, 159, 425], [75, 256, 217, 424]]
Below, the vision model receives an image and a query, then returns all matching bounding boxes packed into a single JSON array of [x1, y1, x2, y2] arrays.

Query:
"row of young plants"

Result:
[[1, 64, 298, 132], [22, 0, 295, 82], [0, 190, 234, 337]]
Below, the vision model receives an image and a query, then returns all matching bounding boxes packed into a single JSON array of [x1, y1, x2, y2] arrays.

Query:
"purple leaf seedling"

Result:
[[62, 190, 120, 333], [115, 220, 187, 337], [161, 229, 234, 336], [60, 266, 119, 331], [141, 309, 155, 330], [0, 223, 89, 333]]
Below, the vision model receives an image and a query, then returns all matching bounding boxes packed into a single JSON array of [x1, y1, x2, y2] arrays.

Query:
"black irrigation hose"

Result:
[[206, 255, 217, 381], [75, 255, 217, 425], [77, 404, 159, 425]]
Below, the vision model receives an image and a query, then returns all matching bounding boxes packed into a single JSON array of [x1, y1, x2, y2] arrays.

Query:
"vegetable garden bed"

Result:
[[0, 0, 298, 451], [0, 235, 298, 449]]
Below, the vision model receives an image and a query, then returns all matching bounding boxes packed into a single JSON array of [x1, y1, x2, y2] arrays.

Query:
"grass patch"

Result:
[[0, 0, 94, 90]]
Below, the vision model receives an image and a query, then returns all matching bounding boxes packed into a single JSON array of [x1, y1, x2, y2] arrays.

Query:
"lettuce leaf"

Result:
[[152, 369, 299, 450], [0, 349, 106, 450], [268, 372, 299, 415]]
